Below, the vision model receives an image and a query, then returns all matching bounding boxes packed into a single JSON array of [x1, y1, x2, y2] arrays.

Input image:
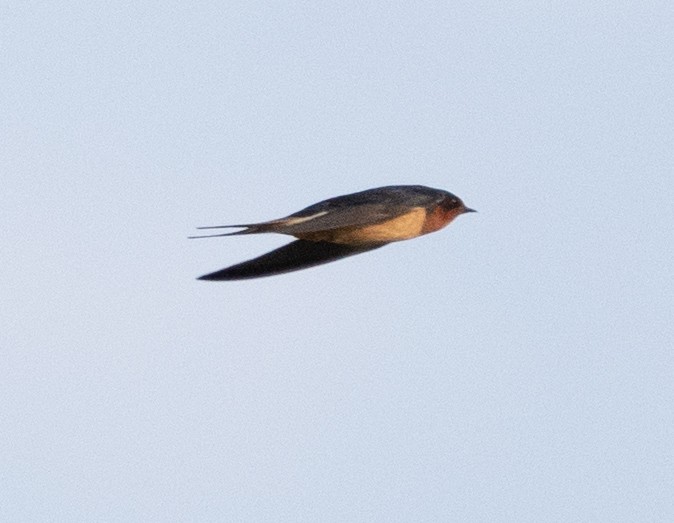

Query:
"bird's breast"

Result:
[[421, 205, 464, 234], [296, 207, 428, 244]]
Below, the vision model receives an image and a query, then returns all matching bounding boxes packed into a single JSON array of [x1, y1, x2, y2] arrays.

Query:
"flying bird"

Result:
[[191, 185, 475, 281]]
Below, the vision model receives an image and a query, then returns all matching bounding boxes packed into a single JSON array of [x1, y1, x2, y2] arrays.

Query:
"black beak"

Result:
[[463, 207, 477, 213]]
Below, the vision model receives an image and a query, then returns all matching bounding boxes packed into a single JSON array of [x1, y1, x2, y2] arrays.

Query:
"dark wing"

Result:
[[197, 240, 386, 281], [279, 185, 448, 234], [192, 185, 449, 237], [270, 203, 410, 235], [189, 203, 401, 238]]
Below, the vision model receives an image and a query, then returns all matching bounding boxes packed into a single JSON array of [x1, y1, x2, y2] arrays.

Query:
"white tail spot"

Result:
[[281, 211, 329, 226]]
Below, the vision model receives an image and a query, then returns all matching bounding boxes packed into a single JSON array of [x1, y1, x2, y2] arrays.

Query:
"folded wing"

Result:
[[191, 203, 412, 238]]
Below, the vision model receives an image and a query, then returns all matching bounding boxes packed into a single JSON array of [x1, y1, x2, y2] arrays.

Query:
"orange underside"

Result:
[[295, 205, 462, 245], [421, 205, 464, 234]]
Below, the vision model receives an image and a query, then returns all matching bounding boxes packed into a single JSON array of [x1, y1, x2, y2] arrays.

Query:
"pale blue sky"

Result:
[[2, 1, 673, 521]]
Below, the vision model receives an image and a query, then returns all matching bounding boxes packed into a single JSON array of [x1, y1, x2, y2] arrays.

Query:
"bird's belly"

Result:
[[296, 208, 427, 244]]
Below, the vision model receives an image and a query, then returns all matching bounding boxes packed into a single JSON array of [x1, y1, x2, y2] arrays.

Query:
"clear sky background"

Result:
[[2, 2, 673, 521]]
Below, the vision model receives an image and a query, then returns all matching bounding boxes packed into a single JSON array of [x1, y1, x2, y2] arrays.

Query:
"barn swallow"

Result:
[[191, 185, 475, 281]]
